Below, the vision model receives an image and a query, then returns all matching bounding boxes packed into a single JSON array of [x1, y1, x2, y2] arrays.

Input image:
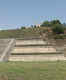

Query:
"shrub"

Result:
[[52, 24, 64, 34]]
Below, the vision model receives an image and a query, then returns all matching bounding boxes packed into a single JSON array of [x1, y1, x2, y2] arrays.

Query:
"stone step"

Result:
[[11, 47, 57, 54], [9, 54, 65, 61], [16, 39, 47, 46]]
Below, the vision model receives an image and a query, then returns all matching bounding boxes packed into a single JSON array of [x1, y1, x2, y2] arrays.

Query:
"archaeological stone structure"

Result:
[[0, 39, 15, 61], [0, 38, 66, 61], [9, 38, 66, 61]]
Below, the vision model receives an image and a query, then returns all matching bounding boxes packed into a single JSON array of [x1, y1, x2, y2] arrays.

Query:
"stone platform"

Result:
[[9, 38, 65, 61]]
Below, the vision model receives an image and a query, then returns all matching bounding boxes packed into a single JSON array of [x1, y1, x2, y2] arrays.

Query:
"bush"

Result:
[[40, 21, 51, 27], [21, 26, 26, 29], [52, 24, 64, 34]]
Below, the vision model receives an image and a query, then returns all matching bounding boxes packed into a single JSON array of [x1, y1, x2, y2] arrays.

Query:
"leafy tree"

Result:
[[40, 21, 51, 27], [52, 24, 64, 34], [40, 20, 61, 27], [21, 26, 26, 29], [50, 20, 61, 25]]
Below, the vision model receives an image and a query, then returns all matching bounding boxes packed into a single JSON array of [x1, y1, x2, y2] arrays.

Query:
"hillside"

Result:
[[0, 20, 66, 39], [0, 27, 47, 38]]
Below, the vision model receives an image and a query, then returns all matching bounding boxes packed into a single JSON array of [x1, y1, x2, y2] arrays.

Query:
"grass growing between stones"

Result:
[[0, 61, 66, 80]]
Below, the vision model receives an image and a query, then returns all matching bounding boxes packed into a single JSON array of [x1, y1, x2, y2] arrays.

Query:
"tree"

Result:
[[50, 20, 61, 25], [21, 26, 26, 29], [40, 20, 61, 27], [52, 24, 64, 34], [40, 21, 51, 27]]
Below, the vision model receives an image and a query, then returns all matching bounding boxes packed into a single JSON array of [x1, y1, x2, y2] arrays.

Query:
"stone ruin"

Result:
[[0, 37, 66, 61], [0, 39, 15, 61]]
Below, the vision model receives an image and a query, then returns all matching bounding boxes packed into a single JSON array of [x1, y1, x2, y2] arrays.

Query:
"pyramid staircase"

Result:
[[9, 38, 65, 61]]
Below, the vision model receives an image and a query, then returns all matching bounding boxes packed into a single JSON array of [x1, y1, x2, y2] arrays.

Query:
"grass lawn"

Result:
[[0, 61, 66, 80]]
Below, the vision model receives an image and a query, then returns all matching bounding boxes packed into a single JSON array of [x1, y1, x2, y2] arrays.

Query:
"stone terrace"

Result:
[[9, 38, 66, 61], [0, 39, 15, 61]]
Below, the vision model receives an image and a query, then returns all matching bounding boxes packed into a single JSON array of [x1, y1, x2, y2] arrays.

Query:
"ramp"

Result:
[[0, 39, 15, 61]]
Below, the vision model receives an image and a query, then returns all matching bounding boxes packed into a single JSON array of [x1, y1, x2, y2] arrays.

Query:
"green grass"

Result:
[[0, 27, 40, 38], [0, 61, 66, 80]]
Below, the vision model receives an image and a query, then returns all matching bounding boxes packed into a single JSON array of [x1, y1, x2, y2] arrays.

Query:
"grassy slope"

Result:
[[0, 27, 41, 38], [0, 27, 48, 38], [0, 61, 66, 80], [0, 27, 66, 39]]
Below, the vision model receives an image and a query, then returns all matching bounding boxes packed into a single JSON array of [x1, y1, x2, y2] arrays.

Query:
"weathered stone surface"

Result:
[[9, 39, 66, 61], [0, 39, 15, 61]]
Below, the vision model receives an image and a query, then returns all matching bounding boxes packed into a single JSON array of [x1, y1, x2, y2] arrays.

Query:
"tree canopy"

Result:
[[52, 24, 64, 34], [40, 20, 61, 27], [40, 21, 51, 27]]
